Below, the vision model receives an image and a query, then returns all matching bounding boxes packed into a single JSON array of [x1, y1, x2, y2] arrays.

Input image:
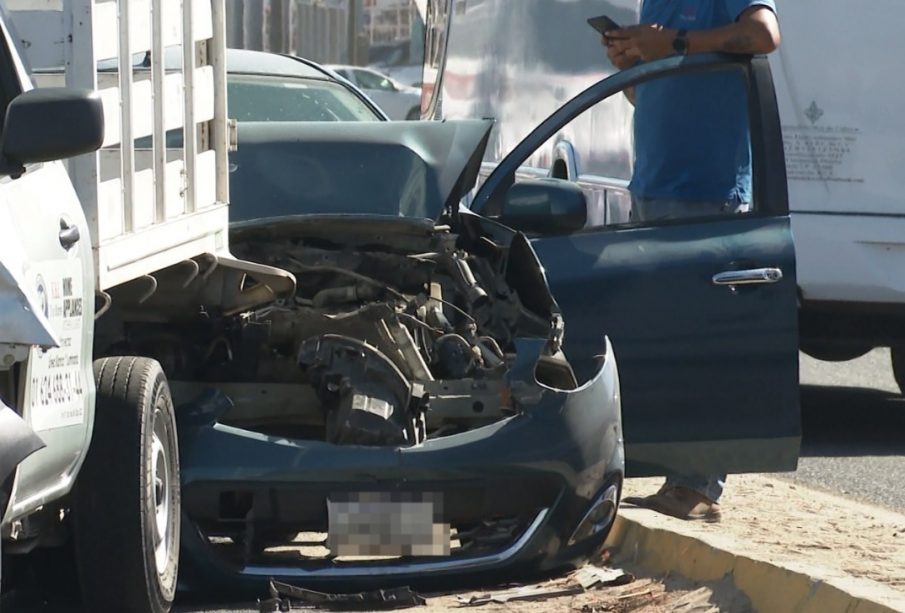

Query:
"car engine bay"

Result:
[[101, 217, 577, 447]]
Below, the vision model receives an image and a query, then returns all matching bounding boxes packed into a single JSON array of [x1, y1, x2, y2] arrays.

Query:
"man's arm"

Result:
[[604, 38, 640, 104], [605, 6, 780, 62], [689, 6, 781, 54]]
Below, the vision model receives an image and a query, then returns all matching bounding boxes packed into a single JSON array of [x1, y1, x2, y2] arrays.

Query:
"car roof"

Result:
[[327, 64, 367, 72], [93, 47, 390, 120], [328, 64, 387, 76], [97, 47, 340, 82], [225, 48, 334, 80]]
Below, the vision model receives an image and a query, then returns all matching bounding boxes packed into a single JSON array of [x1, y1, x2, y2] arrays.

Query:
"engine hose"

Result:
[[452, 255, 489, 306], [312, 284, 379, 307]]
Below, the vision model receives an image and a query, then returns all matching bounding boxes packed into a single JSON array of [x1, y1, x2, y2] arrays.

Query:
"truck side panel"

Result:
[[7, 0, 231, 291]]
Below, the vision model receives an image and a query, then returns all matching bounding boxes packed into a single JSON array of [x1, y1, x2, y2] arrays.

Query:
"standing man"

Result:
[[603, 1, 781, 520]]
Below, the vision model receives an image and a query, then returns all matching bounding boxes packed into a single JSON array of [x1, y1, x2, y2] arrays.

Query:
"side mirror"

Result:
[[0, 88, 104, 177], [498, 178, 588, 235]]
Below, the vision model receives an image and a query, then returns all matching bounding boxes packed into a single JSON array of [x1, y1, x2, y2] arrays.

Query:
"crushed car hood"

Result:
[[229, 120, 493, 223]]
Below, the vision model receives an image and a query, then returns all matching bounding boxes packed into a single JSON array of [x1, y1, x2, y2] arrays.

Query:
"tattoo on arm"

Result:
[[723, 34, 755, 53]]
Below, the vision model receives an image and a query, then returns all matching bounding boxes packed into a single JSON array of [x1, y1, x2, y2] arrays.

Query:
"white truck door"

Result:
[[0, 15, 95, 521]]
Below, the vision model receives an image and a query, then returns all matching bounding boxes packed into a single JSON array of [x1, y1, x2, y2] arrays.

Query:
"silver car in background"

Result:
[[329, 65, 423, 120]]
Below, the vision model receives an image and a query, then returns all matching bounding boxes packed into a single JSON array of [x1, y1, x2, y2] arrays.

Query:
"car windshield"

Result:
[[227, 74, 381, 122]]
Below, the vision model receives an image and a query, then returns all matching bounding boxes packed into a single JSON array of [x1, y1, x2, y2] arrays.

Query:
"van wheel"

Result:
[[800, 342, 871, 362], [891, 347, 905, 395], [73, 357, 180, 613]]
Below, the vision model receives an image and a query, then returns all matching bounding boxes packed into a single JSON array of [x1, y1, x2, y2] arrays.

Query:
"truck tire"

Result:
[[891, 347, 905, 395], [73, 357, 180, 613]]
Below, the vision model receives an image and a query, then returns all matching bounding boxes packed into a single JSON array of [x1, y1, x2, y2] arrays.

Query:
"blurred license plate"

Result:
[[327, 492, 450, 557]]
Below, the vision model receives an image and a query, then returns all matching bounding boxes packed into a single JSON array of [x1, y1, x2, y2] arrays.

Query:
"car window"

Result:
[[514, 65, 754, 229], [622, 67, 754, 226], [354, 69, 395, 91], [227, 74, 381, 122]]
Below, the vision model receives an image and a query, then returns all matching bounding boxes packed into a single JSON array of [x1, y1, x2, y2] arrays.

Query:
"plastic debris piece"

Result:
[[573, 566, 634, 589], [455, 566, 634, 606], [455, 584, 584, 606], [260, 579, 426, 611]]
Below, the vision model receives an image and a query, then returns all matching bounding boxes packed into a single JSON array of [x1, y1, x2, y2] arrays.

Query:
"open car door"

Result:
[[472, 54, 800, 477]]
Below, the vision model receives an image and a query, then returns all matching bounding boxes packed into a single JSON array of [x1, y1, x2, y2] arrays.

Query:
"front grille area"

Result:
[[201, 513, 540, 570], [186, 477, 562, 572]]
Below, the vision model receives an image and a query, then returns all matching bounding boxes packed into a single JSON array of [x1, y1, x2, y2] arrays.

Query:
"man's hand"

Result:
[[605, 25, 677, 62], [602, 7, 781, 63], [602, 34, 641, 70]]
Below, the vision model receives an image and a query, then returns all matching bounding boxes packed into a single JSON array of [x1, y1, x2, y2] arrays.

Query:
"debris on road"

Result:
[[455, 566, 634, 606], [259, 580, 427, 611], [257, 565, 634, 611], [455, 584, 585, 606], [573, 566, 635, 589]]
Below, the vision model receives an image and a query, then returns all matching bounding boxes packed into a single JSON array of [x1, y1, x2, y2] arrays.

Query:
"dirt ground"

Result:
[[412, 473, 905, 612], [249, 474, 904, 613], [409, 565, 753, 613], [623, 474, 905, 591]]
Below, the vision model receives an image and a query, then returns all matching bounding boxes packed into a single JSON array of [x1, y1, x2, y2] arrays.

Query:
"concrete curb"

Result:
[[604, 507, 905, 613]]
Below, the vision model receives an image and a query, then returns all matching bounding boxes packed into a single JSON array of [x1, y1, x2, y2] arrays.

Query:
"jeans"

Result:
[[630, 192, 741, 505], [665, 473, 726, 503]]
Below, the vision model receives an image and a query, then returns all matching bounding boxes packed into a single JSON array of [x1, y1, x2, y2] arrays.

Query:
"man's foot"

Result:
[[622, 486, 721, 521]]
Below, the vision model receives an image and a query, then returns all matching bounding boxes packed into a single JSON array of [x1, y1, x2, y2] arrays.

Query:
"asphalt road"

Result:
[[791, 348, 905, 512], [11, 351, 905, 613]]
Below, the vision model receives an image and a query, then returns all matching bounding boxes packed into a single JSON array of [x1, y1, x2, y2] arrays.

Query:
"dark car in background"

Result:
[[224, 49, 388, 122], [109, 48, 389, 149]]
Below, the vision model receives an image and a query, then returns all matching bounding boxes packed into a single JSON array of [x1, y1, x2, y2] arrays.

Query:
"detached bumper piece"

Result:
[[260, 580, 426, 611]]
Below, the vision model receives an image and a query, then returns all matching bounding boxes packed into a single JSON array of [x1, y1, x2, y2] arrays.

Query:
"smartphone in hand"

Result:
[[587, 15, 621, 36]]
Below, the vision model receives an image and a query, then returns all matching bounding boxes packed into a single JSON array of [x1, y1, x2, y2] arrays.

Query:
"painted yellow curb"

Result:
[[605, 507, 905, 613]]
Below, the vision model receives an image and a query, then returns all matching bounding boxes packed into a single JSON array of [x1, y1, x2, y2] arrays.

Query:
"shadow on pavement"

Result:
[[6, 595, 259, 613], [800, 384, 905, 457]]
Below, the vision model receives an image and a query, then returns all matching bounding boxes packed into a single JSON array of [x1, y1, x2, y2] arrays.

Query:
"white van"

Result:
[[769, 0, 905, 381]]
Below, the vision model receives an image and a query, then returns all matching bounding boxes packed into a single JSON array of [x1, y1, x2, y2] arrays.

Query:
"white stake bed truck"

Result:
[[0, 0, 277, 610]]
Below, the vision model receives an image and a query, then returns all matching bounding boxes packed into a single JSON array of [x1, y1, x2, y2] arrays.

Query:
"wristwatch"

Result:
[[672, 29, 689, 55]]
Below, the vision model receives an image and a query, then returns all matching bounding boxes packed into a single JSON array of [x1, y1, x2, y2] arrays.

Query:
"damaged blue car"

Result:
[[102, 53, 800, 595]]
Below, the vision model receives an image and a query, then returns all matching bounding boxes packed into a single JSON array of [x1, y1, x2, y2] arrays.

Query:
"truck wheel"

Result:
[[73, 357, 180, 613], [891, 347, 905, 395]]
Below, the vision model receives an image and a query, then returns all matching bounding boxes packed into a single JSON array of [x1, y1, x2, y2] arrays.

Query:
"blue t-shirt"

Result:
[[629, 0, 776, 204]]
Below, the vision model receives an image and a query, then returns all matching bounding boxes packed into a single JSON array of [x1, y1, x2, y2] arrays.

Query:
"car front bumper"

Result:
[[176, 337, 623, 594]]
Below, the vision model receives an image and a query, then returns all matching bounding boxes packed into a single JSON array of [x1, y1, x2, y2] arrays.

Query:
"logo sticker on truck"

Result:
[[24, 261, 86, 431]]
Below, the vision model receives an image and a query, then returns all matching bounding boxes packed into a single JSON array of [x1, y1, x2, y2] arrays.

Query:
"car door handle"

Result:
[[59, 224, 80, 250], [712, 267, 783, 286]]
